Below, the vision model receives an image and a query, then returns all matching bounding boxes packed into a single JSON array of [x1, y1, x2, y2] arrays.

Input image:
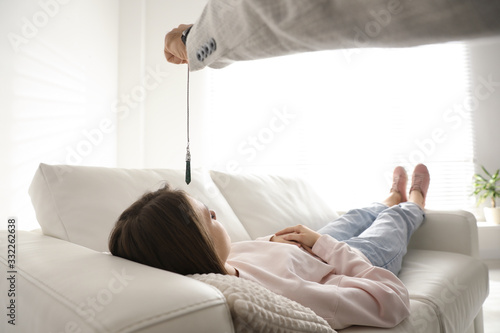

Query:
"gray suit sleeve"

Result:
[[186, 0, 500, 71]]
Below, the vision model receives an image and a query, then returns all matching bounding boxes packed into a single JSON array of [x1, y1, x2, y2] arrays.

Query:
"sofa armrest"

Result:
[[407, 209, 479, 258], [0, 231, 234, 333]]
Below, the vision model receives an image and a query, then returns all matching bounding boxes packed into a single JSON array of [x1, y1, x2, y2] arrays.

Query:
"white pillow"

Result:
[[190, 273, 335, 333], [210, 171, 339, 239], [28, 164, 251, 252]]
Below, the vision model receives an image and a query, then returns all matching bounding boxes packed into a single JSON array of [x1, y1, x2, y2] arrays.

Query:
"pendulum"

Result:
[[185, 65, 191, 185]]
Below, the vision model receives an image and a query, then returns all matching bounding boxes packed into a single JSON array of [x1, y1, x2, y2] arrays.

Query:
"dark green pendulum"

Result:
[[185, 65, 191, 185], [185, 145, 191, 184]]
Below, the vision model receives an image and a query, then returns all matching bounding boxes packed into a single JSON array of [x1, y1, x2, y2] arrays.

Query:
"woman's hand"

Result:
[[271, 225, 321, 253], [164, 24, 192, 64]]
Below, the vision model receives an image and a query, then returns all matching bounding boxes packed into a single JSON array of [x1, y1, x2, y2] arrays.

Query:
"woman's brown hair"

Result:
[[108, 184, 228, 275]]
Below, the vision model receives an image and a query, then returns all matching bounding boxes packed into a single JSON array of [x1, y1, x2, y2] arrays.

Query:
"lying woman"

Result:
[[109, 164, 430, 330]]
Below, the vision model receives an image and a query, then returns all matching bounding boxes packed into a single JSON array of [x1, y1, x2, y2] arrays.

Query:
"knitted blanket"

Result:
[[190, 273, 335, 333]]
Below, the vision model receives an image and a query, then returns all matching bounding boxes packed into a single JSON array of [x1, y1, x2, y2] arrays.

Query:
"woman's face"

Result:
[[189, 197, 232, 263]]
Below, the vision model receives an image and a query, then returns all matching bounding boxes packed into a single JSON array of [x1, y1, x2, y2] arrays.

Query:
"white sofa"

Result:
[[0, 163, 489, 333]]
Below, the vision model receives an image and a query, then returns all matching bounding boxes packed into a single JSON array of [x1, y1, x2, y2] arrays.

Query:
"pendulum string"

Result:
[[185, 65, 191, 184]]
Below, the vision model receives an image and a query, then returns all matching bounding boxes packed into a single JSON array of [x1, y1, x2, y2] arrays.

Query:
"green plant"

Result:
[[472, 166, 500, 208]]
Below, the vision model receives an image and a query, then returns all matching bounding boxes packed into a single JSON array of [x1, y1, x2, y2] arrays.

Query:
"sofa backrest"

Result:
[[28, 164, 251, 252], [210, 170, 339, 239], [29, 164, 339, 252]]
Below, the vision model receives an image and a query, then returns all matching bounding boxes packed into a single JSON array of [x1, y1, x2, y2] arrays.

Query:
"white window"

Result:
[[206, 43, 474, 212]]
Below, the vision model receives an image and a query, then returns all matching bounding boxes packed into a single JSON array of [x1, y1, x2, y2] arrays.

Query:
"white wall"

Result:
[[469, 37, 500, 175], [0, 0, 119, 230], [469, 36, 500, 218], [468, 36, 500, 259]]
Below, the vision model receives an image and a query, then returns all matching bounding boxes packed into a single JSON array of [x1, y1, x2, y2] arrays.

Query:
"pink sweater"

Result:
[[227, 235, 410, 329]]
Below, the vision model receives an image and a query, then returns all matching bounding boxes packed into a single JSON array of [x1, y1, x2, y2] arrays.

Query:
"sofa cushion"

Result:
[[339, 299, 441, 333], [28, 164, 251, 252], [191, 273, 335, 333], [398, 249, 489, 333], [210, 171, 339, 239]]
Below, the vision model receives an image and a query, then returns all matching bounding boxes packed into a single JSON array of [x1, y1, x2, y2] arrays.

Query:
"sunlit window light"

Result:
[[207, 42, 474, 212]]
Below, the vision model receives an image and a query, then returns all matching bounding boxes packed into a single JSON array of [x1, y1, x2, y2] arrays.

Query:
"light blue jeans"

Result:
[[317, 202, 425, 275]]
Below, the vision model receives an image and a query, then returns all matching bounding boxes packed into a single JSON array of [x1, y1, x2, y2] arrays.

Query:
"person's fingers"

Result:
[[270, 234, 302, 247], [276, 225, 320, 248], [283, 232, 306, 244], [164, 47, 188, 64], [274, 225, 302, 236], [166, 53, 185, 64]]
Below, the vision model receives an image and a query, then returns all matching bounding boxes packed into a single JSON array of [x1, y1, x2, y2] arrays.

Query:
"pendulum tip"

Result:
[[185, 160, 191, 185]]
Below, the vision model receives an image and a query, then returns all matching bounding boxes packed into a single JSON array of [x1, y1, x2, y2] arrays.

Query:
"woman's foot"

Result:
[[384, 166, 408, 206], [409, 164, 430, 209], [390, 166, 408, 202]]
